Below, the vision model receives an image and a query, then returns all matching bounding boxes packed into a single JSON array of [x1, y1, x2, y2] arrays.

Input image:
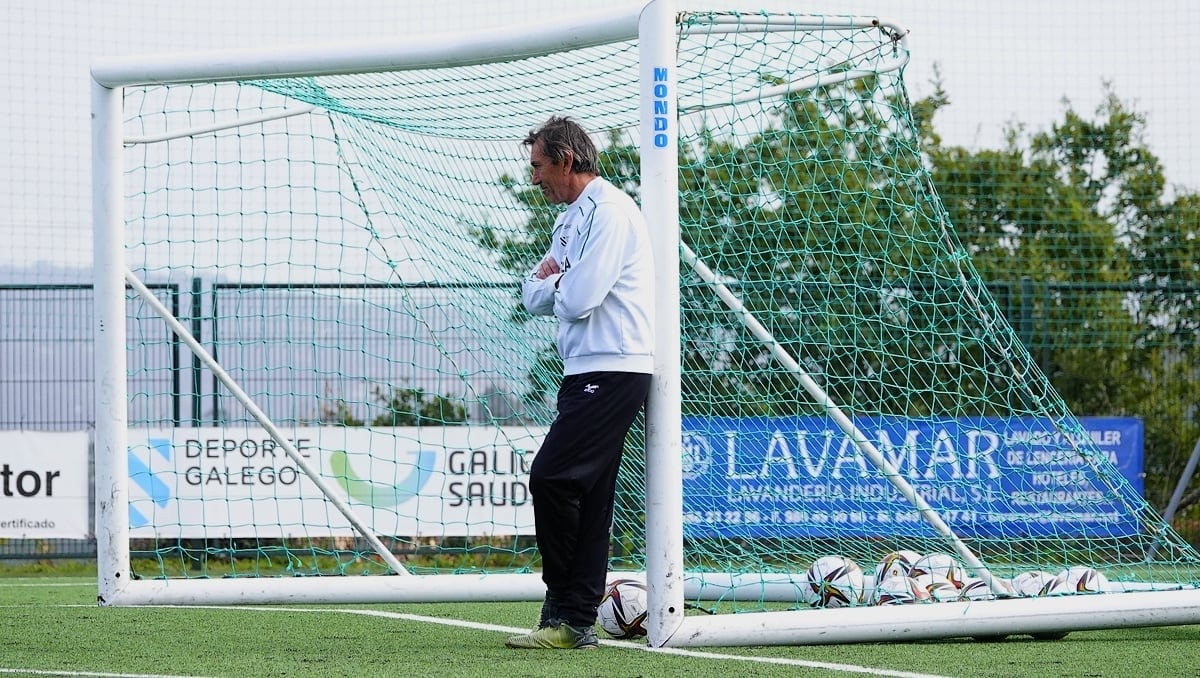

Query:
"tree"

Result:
[[921, 81, 1200, 512], [319, 386, 467, 426], [367, 386, 467, 427]]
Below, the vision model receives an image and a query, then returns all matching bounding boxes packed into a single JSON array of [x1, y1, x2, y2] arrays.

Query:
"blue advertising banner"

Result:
[[681, 416, 1143, 539]]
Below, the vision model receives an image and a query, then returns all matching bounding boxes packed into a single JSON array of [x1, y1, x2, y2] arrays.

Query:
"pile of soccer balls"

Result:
[[803, 551, 1111, 608], [594, 558, 1113, 639]]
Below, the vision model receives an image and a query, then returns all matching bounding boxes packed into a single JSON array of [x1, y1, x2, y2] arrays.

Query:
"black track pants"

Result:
[[529, 370, 651, 627]]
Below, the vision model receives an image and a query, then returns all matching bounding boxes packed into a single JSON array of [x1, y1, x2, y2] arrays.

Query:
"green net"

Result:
[[118, 10, 1200, 606]]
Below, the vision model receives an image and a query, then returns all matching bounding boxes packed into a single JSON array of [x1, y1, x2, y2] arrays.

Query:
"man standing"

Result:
[[504, 116, 655, 650]]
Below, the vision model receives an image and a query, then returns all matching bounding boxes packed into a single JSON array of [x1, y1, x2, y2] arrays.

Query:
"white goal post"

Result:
[[92, 0, 1200, 647]]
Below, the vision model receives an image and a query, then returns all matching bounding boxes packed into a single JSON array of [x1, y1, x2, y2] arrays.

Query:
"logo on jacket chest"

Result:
[[556, 234, 572, 272]]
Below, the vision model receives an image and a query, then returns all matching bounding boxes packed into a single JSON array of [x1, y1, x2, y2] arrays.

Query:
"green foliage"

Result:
[[672, 74, 963, 418], [321, 400, 365, 427], [367, 386, 467, 427], [320, 387, 468, 426]]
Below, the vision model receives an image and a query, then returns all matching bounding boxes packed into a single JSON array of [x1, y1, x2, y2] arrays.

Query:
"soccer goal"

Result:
[[92, 0, 1200, 646]]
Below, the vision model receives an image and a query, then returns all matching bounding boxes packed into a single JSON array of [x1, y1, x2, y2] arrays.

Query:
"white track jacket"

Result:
[[522, 177, 655, 376]]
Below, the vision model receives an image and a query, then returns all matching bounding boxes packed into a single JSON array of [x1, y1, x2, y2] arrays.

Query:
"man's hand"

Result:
[[534, 257, 561, 280]]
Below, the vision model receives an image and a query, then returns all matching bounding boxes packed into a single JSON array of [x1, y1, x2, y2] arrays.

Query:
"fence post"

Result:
[[190, 277, 203, 427]]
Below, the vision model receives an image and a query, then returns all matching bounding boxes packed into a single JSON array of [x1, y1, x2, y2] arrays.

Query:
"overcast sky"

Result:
[[3, 0, 1196, 276]]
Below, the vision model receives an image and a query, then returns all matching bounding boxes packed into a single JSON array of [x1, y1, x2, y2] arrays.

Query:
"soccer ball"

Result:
[[872, 549, 921, 585], [804, 555, 866, 608], [912, 573, 959, 601], [871, 575, 931, 605], [597, 578, 648, 639], [1038, 577, 1068, 596], [908, 552, 967, 589], [1055, 566, 1110, 594], [958, 577, 999, 601], [1011, 570, 1063, 597]]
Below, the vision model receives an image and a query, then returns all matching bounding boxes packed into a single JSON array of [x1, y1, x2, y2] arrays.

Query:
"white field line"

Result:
[[0, 579, 94, 587], [0, 670, 212, 678]]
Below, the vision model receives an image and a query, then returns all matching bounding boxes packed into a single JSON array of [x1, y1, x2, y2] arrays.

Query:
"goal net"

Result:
[[92, 0, 1200, 645]]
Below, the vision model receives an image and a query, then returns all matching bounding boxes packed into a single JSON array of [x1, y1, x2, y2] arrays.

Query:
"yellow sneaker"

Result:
[[504, 620, 599, 649]]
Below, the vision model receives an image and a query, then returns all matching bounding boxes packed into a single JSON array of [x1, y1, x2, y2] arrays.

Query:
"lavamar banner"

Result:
[[680, 416, 1143, 539]]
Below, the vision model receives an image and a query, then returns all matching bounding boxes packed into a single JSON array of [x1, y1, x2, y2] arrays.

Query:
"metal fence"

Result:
[[0, 280, 539, 560]]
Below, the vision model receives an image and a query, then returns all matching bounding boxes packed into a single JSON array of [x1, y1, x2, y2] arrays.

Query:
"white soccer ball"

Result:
[[1055, 566, 1110, 594], [804, 555, 866, 608], [1010, 570, 1054, 597], [912, 572, 959, 601], [958, 577, 999, 601], [1010, 570, 1060, 597], [908, 552, 968, 589], [1040, 577, 1069, 596], [871, 575, 931, 605], [597, 578, 648, 639], [872, 549, 922, 585]]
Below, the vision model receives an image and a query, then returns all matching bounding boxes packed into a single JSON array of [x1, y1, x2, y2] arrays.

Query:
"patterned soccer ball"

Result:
[[1011, 570, 1059, 597], [1038, 577, 1068, 596], [912, 572, 960, 601], [872, 550, 922, 586], [908, 552, 968, 589], [597, 578, 648, 639], [804, 555, 866, 608], [958, 577, 999, 601], [871, 575, 931, 605], [1055, 566, 1110, 594]]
